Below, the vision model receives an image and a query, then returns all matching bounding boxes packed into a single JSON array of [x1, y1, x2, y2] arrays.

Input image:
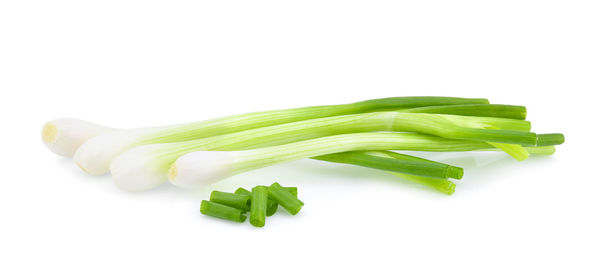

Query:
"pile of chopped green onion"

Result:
[[201, 183, 303, 227], [42, 96, 564, 198]]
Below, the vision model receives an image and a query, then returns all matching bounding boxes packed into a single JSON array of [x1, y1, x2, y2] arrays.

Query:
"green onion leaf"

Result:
[[402, 104, 527, 120], [316, 151, 463, 179]]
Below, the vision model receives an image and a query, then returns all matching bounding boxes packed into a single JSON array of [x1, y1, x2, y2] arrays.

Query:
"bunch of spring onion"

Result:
[[41, 96, 564, 195]]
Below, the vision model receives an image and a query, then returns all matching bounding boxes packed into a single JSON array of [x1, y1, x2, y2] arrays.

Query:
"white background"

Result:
[[1, 1, 599, 271]]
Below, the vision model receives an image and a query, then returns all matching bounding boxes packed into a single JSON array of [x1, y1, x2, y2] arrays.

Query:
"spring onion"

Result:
[[250, 186, 269, 227], [169, 133, 562, 189], [167, 132, 532, 189], [41, 96, 565, 199], [171, 132, 563, 189], [41, 118, 113, 157], [40, 115, 473, 192], [110, 112, 533, 191], [200, 200, 247, 223], [42, 103, 528, 161], [70, 97, 489, 175]]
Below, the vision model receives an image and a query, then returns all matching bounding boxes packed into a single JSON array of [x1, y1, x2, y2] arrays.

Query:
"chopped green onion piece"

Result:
[[402, 104, 527, 120], [200, 200, 247, 223], [268, 182, 304, 215], [234, 187, 251, 195], [250, 186, 269, 227], [235, 187, 278, 216], [285, 187, 298, 197], [236, 186, 298, 215], [210, 191, 251, 211]]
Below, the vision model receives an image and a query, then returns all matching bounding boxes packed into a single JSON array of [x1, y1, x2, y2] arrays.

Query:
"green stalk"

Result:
[[401, 104, 527, 120], [367, 151, 458, 195], [170, 132, 545, 189], [484, 133, 565, 161], [140, 97, 490, 144], [535, 133, 565, 146], [368, 150, 464, 179], [436, 115, 531, 131], [166, 112, 534, 155], [315, 151, 464, 179], [226, 133, 511, 175], [317, 145, 559, 195]]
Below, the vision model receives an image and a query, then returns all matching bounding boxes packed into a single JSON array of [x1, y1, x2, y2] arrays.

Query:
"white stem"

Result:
[[41, 118, 115, 157], [73, 128, 160, 175]]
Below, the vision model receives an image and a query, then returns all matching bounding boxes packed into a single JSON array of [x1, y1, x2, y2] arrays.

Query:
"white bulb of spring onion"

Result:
[[73, 128, 158, 175], [167, 151, 241, 189], [109, 144, 177, 191], [41, 118, 114, 157]]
